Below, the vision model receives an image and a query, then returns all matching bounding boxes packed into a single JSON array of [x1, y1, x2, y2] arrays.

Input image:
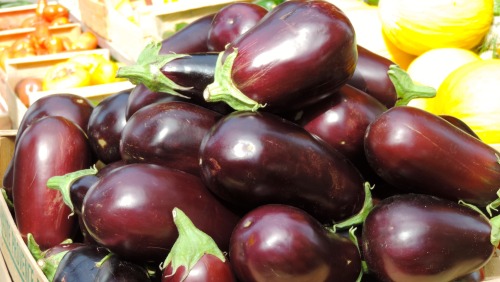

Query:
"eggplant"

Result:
[[120, 101, 222, 176], [12, 116, 93, 250], [161, 208, 236, 282], [118, 51, 233, 116], [51, 245, 151, 282], [2, 93, 94, 199], [126, 83, 184, 120], [207, 3, 268, 51], [347, 45, 398, 108], [230, 204, 362, 282], [299, 84, 387, 163], [362, 193, 496, 282], [47, 160, 129, 245], [159, 13, 214, 54], [199, 111, 365, 224], [87, 90, 130, 164], [204, 0, 357, 112], [348, 45, 435, 108], [440, 114, 480, 139], [364, 106, 500, 207], [82, 163, 240, 263], [16, 93, 94, 138]]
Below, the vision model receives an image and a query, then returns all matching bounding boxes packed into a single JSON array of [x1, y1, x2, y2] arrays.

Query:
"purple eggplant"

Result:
[[51, 245, 151, 282], [47, 161, 129, 245], [118, 51, 233, 116], [362, 193, 496, 282], [348, 45, 436, 108], [364, 106, 500, 207], [159, 13, 214, 54], [207, 3, 268, 51], [347, 45, 398, 108], [199, 111, 365, 224], [161, 208, 236, 282], [87, 90, 130, 164], [2, 93, 94, 199], [203, 0, 357, 112], [13, 116, 93, 250], [126, 83, 184, 120], [440, 114, 480, 139], [299, 84, 387, 163], [230, 204, 362, 282], [82, 163, 240, 263], [120, 101, 222, 176]]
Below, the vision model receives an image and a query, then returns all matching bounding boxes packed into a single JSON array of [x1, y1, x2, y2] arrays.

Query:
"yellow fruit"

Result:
[[332, 1, 416, 69], [378, 0, 494, 56], [436, 59, 500, 144], [90, 60, 121, 85], [406, 48, 480, 112]]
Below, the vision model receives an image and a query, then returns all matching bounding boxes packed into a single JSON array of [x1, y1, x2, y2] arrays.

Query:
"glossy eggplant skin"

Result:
[[82, 163, 240, 263], [199, 111, 365, 223], [300, 84, 387, 163], [230, 204, 361, 282], [126, 83, 185, 120], [53, 245, 150, 282], [160, 53, 218, 97], [207, 3, 268, 51], [362, 194, 494, 282], [2, 94, 94, 198], [126, 54, 232, 118], [364, 106, 500, 207], [87, 90, 130, 164], [70, 161, 127, 245], [159, 14, 214, 54], [162, 254, 236, 282], [13, 116, 93, 250], [347, 45, 397, 108], [220, 0, 357, 112], [440, 115, 480, 139], [121, 101, 221, 176], [17, 93, 94, 138]]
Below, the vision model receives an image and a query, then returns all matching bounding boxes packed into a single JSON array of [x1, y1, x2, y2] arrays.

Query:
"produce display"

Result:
[[1, 0, 500, 282]]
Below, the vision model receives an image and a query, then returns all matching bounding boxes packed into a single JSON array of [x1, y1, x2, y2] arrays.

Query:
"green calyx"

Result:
[[204, 48, 265, 111], [28, 234, 73, 282], [1, 188, 13, 209], [46, 166, 98, 215], [115, 41, 192, 97], [160, 208, 226, 281], [329, 182, 375, 232], [459, 199, 500, 248], [388, 64, 437, 106]]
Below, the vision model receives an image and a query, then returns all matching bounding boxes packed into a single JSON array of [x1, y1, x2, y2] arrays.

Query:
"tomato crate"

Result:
[[0, 2, 67, 33], [3, 49, 134, 129]]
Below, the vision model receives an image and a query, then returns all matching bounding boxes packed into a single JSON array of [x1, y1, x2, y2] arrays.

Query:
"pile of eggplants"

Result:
[[3, 1, 500, 281]]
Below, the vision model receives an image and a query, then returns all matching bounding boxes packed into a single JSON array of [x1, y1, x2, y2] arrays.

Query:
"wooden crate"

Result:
[[3, 49, 134, 129], [77, 0, 157, 62], [143, 0, 251, 39], [77, 0, 251, 62], [0, 23, 82, 49]]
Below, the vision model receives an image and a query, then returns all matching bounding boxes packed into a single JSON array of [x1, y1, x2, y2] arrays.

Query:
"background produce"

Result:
[[1, 0, 500, 282]]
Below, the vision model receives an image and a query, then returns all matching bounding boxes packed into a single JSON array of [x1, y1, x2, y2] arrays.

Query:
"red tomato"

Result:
[[42, 4, 69, 23]]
